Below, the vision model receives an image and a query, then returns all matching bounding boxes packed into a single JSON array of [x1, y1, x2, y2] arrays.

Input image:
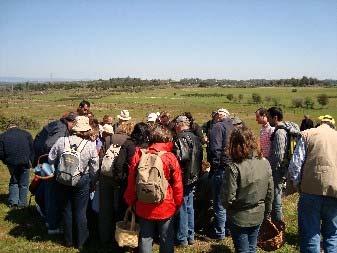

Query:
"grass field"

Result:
[[1, 86, 336, 252]]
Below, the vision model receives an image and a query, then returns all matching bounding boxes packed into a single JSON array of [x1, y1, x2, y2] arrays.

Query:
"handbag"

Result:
[[258, 219, 285, 251], [115, 208, 139, 248]]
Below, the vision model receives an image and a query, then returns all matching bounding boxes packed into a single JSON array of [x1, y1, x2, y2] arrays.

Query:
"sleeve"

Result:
[[167, 154, 183, 207], [48, 137, 63, 165], [288, 137, 306, 185], [0, 134, 4, 162], [174, 136, 191, 164], [221, 163, 239, 208], [88, 141, 99, 178], [264, 164, 274, 216], [210, 124, 225, 170], [113, 144, 128, 183], [269, 129, 287, 170], [124, 148, 141, 206], [28, 133, 34, 166]]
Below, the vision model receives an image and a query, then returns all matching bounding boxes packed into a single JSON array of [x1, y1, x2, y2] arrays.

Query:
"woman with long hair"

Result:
[[222, 126, 274, 253]]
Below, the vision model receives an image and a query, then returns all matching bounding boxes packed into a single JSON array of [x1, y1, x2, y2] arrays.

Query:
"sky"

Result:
[[1, 0, 336, 80]]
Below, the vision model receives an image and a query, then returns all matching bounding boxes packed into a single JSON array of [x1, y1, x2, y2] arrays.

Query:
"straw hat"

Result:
[[102, 124, 114, 134], [147, 113, 158, 123], [117, 110, 131, 121]]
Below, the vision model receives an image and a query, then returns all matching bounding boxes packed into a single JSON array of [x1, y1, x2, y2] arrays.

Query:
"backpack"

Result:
[[101, 144, 121, 177], [272, 121, 301, 173], [56, 138, 88, 186], [136, 149, 168, 204]]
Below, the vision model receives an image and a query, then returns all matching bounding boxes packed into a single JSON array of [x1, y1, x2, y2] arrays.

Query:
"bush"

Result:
[[272, 97, 280, 106], [252, 93, 262, 104], [317, 94, 329, 107], [265, 96, 271, 103], [226, 94, 234, 101], [292, 88, 298, 92], [238, 94, 243, 102], [292, 97, 303, 108], [304, 97, 315, 109], [0, 114, 40, 131]]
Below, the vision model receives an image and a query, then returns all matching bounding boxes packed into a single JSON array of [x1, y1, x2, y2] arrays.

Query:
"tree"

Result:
[[317, 94, 329, 107], [252, 93, 262, 104], [238, 94, 243, 102]]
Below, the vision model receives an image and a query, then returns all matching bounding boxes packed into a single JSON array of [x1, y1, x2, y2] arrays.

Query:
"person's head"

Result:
[[183, 112, 194, 125], [117, 110, 131, 123], [71, 116, 92, 140], [115, 121, 135, 136], [158, 111, 171, 126], [304, 114, 310, 120], [102, 115, 113, 125], [102, 124, 114, 138], [147, 112, 158, 123], [78, 100, 91, 116], [217, 108, 230, 121], [149, 125, 173, 144], [174, 115, 190, 133], [131, 122, 151, 146], [255, 108, 269, 125], [232, 116, 244, 129], [62, 112, 77, 130], [267, 107, 283, 127], [228, 126, 262, 163], [317, 115, 335, 129]]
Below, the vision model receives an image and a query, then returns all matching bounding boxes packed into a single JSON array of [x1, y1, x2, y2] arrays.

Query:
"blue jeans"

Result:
[[8, 164, 30, 207], [229, 222, 260, 253], [298, 193, 337, 253], [45, 179, 61, 229], [212, 169, 226, 239], [139, 217, 174, 253], [272, 172, 283, 222], [58, 174, 90, 248], [176, 184, 195, 244]]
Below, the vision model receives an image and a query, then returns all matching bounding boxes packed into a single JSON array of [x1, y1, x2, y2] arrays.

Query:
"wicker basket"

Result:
[[258, 219, 285, 251], [115, 208, 139, 248]]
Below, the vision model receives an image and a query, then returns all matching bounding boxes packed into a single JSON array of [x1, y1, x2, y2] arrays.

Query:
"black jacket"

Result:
[[174, 130, 203, 186], [0, 127, 34, 166]]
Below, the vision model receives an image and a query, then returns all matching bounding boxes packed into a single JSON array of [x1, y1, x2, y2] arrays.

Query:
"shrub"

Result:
[[304, 97, 315, 109], [317, 94, 329, 107], [0, 114, 40, 131], [265, 96, 271, 103], [226, 94, 234, 101], [272, 97, 280, 106], [238, 94, 243, 102], [292, 88, 298, 92], [252, 93, 262, 104], [292, 97, 303, 108]]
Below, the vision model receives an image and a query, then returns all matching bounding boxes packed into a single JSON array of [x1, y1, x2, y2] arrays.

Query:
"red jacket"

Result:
[[124, 142, 183, 220]]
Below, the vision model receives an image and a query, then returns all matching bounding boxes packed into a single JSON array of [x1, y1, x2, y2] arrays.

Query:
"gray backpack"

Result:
[[101, 144, 121, 177], [136, 149, 168, 204], [56, 138, 88, 186]]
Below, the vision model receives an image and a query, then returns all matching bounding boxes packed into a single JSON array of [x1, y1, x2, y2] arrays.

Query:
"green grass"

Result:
[[1, 86, 336, 252]]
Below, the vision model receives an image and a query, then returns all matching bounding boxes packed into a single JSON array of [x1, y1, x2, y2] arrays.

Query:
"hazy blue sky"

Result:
[[1, 0, 336, 80]]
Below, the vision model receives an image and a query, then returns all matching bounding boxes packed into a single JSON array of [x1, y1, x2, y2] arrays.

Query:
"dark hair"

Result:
[[149, 125, 173, 144], [131, 122, 150, 146], [79, 100, 90, 108], [267, 107, 283, 121], [72, 130, 92, 140], [228, 126, 262, 163], [255, 108, 268, 117]]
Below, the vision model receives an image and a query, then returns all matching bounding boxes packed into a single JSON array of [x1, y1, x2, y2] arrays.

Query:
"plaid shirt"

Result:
[[259, 123, 274, 158]]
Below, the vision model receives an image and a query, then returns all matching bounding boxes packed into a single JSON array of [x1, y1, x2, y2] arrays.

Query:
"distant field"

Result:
[[0, 86, 336, 252]]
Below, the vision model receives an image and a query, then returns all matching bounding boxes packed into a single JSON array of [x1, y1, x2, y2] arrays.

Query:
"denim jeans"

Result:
[[45, 178, 61, 229], [8, 164, 30, 207], [139, 217, 174, 253], [176, 184, 195, 244], [272, 172, 283, 222], [298, 193, 337, 253], [229, 222, 260, 253], [58, 174, 90, 248], [212, 169, 226, 239]]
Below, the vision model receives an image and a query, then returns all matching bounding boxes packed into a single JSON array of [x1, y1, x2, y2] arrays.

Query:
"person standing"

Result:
[[222, 126, 273, 253], [255, 108, 274, 159], [124, 125, 183, 253], [48, 116, 99, 249], [300, 114, 314, 131], [173, 115, 203, 246], [0, 124, 34, 209], [209, 108, 234, 239], [289, 115, 337, 253], [113, 110, 132, 133], [267, 107, 287, 222]]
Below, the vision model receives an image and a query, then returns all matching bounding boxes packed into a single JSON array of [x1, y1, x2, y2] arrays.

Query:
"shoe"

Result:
[[48, 228, 63, 235], [8, 204, 18, 210], [188, 240, 195, 245], [176, 241, 188, 248]]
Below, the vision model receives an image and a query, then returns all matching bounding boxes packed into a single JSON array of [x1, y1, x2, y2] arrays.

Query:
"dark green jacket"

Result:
[[221, 157, 274, 227]]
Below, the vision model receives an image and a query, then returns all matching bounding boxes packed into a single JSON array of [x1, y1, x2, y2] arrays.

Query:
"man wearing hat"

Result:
[[147, 112, 158, 125], [208, 108, 234, 240], [113, 110, 131, 133], [173, 115, 203, 246], [288, 115, 337, 252]]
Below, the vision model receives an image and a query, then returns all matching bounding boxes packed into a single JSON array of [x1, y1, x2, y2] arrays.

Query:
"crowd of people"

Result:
[[0, 99, 336, 253]]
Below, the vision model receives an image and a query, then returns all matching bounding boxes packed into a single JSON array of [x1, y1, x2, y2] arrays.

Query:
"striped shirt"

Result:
[[269, 123, 287, 172], [259, 123, 274, 158]]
